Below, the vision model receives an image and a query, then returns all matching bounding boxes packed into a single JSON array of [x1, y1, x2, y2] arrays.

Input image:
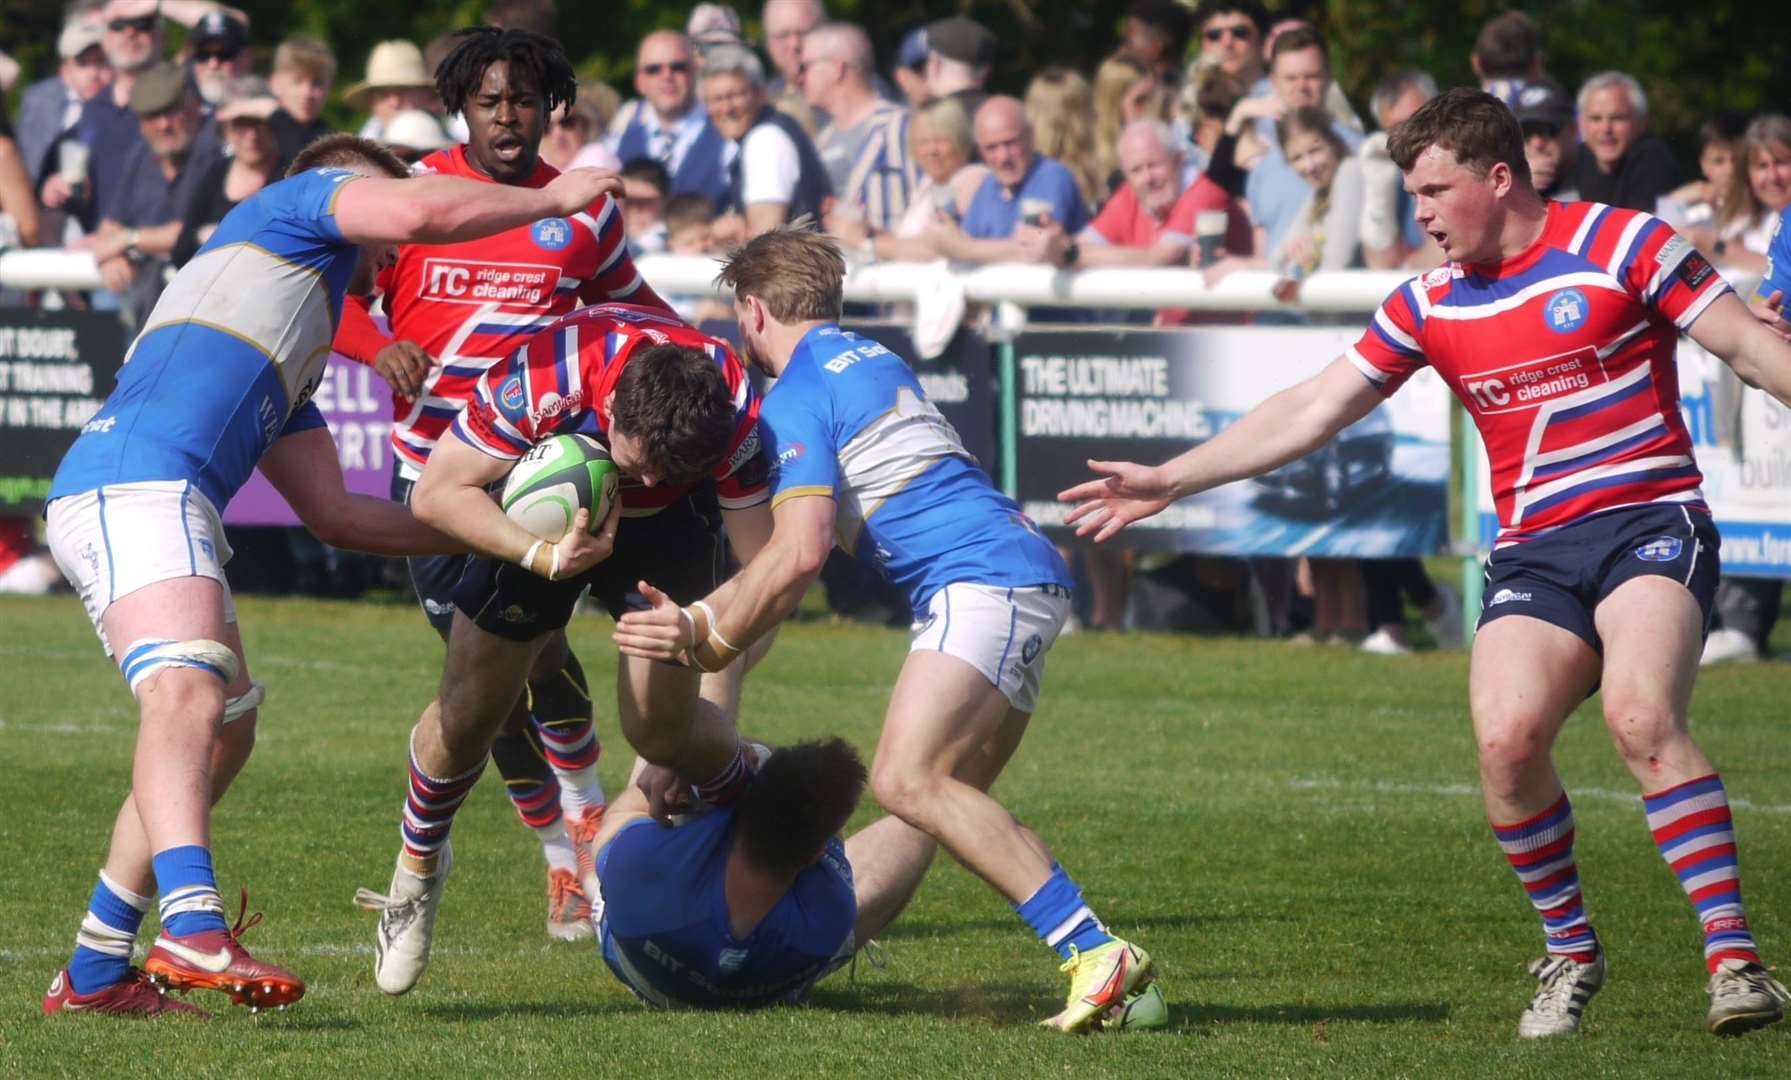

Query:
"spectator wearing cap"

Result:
[[687, 4, 745, 66], [1120, 0, 1194, 89], [70, 1, 169, 236], [267, 34, 336, 171], [1358, 69, 1441, 270], [382, 109, 454, 165], [170, 75, 279, 266], [1065, 118, 1249, 282], [187, 10, 251, 107], [700, 44, 831, 240], [1192, 0, 1268, 96], [17, 9, 112, 192], [924, 16, 994, 125], [891, 28, 930, 108], [607, 31, 732, 211], [1471, 10, 1543, 109], [1569, 71, 1678, 212], [929, 95, 1087, 268], [79, 61, 211, 324], [804, 22, 917, 232], [347, 40, 437, 142], [1227, 25, 1362, 259], [1515, 78, 1578, 202]]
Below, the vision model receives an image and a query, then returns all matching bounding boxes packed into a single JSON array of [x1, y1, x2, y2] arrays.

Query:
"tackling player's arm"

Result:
[[1057, 356, 1385, 542], [1683, 291, 1791, 407], [259, 426, 462, 556], [411, 434, 619, 580], [331, 168, 623, 246], [589, 782, 655, 854], [614, 492, 834, 667]]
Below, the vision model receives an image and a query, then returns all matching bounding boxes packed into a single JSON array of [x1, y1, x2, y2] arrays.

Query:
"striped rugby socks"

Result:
[[1643, 773, 1760, 972], [1492, 793, 1599, 962], [66, 871, 150, 994], [402, 729, 486, 866], [1016, 864, 1114, 960]]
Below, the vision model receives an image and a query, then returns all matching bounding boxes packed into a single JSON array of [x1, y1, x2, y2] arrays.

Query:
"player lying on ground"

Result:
[[355, 302, 775, 996], [333, 27, 682, 941], [589, 738, 867, 1009], [613, 228, 1153, 1034], [39, 134, 625, 1018], [1060, 88, 1791, 1039]]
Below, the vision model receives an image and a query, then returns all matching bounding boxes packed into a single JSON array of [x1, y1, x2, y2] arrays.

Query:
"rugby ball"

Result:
[[1102, 982, 1169, 1032], [500, 434, 619, 541]]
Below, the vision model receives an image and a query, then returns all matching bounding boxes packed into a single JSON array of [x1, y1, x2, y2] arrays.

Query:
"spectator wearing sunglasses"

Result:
[[1191, 0, 1268, 97], [1514, 78, 1578, 202], [1119, 0, 1194, 90], [186, 11, 251, 107], [607, 31, 731, 211]]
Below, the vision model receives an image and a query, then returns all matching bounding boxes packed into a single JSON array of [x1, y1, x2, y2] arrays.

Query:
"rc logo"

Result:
[[499, 375, 527, 420], [1544, 288, 1588, 334], [1488, 588, 1533, 606], [532, 217, 571, 250], [1635, 536, 1683, 562]]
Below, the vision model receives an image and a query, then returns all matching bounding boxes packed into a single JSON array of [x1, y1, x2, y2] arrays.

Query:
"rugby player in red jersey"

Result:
[[1061, 89, 1791, 1039], [355, 302, 774, 997], [333, 27, 676, 940]]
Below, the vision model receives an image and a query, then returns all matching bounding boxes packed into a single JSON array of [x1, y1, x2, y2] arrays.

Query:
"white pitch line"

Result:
[[1286, 776, 1791, 815]]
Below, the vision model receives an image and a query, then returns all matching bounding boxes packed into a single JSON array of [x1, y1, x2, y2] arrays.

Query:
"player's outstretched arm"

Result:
[[1058, 355, 1384, 542], [260, 427, 462, 556], [332, 168, 624, 247], [614, 494, 833, 667], [1686, 290, 1791, 407], [412, 435, 621, 579]]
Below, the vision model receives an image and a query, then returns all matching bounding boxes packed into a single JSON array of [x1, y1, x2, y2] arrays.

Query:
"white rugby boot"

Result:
[[1706, 957, 1789, 1036], [354, 841, 452, 996], [1517, 950, 1605, 1038]]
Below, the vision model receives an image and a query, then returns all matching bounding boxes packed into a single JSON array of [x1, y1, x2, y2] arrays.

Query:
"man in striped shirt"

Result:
[[801, 22, 917, 232], [1062, 89, 1791, 1040]]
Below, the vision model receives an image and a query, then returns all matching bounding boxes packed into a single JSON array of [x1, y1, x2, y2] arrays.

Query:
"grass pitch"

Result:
[[2, 591, 1790, 1077]]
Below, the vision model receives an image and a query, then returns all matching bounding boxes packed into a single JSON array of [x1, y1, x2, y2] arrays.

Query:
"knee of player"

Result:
[[867, 758, 937, 817], [134, 667, 228, 730], [1600, 696, 1683, 757], [1473, 716, 1554, 774]]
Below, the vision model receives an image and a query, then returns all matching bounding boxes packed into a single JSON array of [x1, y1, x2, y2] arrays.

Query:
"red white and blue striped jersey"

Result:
[[335, 144, 657, 477], [454, 304, 769, 515], [1348, 200, 1730, 546]]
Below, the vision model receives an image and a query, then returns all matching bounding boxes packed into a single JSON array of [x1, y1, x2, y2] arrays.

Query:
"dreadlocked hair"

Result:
[[433, 26, 577, 117]]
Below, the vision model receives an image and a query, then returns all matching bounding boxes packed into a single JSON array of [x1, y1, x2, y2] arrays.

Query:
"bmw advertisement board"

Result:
[[1013, 327, 1453, 556]]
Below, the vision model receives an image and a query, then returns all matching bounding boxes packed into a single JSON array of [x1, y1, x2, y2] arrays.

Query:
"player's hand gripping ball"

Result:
[[501, 434, 620, 541]]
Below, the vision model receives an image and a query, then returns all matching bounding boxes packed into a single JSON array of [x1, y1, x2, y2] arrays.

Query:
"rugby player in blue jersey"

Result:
[[614, 228, 1155, 1033], [587, 738, 864, 1009], [40, 134, 625, 1018]]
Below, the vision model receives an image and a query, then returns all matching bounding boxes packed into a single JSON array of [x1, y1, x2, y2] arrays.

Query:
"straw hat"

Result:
[[383, 109, 454, 154], [344, 40, 434, 110]]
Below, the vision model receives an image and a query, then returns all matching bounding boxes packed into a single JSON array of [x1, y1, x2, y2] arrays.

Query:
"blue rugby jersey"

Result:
[[597, 807, 854, 1009], [49, 168, 365, 510], [760, 324, 1068, 612]]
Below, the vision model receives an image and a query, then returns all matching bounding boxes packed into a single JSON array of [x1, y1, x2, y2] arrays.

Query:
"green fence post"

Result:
[[1456, 399, 1482, 641], [998, 339, 1018, 498]]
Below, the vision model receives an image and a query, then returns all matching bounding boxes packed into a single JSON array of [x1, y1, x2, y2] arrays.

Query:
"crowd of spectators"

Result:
[[0, 1, 1784, 657]]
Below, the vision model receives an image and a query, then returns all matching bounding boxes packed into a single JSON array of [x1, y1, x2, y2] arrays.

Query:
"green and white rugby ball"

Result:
[[500, 433, 619, 541], [1103, 982, 1169, 1032]]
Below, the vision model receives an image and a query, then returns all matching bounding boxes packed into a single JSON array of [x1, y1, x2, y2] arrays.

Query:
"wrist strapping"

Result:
[[522, 539, 560, 580]]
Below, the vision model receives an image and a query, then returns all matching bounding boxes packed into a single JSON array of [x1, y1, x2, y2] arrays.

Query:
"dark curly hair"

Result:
[[433, 26, 577, 117], [734, 739, 867, 878]]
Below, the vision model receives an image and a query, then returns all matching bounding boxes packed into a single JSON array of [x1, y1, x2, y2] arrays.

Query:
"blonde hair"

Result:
[[913, 96, 974, 163], [1718, 114, 1791, 235], [1024, 67, 1104, 207], [273, 34, 337, 84], [1093, 55, 1158, 199], [716, 226, 846, 323]]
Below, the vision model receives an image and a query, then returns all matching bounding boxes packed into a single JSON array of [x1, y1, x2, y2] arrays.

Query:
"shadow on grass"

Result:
[[1177, 1000, 1451, 1027], [880, 911, 1268, 941], [419, 1000, 641, 1023]]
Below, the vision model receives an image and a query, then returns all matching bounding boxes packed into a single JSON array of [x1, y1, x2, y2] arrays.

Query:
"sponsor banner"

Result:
[[0, 309, 126, 513], [1015, 327, 1451, 556], [696, 320, 996, 474], [223, 356, 396, 525], [1474, 338, 1791, 577]]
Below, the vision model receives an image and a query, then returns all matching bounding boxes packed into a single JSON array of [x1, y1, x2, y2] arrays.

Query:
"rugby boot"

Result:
[[43, 967, 211, 1019], [1039, 938, 1155, 1033], [1706, 957, 1789, 1036], [545, 867, 594, 942], [142, 890, 304, 1012], [568, 803, 608, 899], [1517, 950, 1605, 1038], [355, 840, 451, 995]]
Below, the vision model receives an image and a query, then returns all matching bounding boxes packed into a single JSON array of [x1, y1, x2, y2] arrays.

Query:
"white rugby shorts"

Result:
[[46, 481, 237, 656], [907, 582, 1071, 712]]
